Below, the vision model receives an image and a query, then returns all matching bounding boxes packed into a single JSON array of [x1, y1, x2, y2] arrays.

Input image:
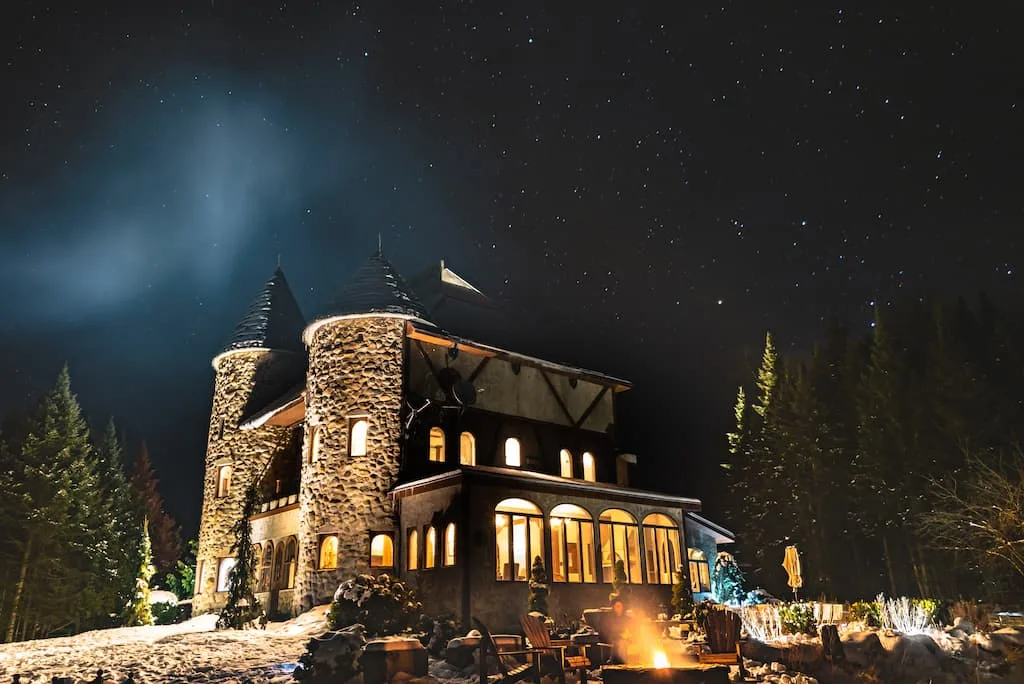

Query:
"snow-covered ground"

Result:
[[0, 608, 330, 683]]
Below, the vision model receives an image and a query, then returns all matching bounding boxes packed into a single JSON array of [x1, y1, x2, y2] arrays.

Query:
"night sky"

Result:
[[2, 1, 1022, 537]]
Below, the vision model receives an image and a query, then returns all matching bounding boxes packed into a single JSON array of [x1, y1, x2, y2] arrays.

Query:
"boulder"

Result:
[[361, 637, 428, 684], [840, 631, 886, 669], [952, 617, 975, 635], [295, 624, 366, 684]]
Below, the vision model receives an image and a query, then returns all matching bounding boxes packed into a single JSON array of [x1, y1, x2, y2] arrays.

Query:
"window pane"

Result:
[[512, 516, 529, 580], [371, 534, 393, 567], [626, 526, 642, 584], [217, 465, 231, 497], [529, 517, 544, 581], [425, 527, 437, 569], [657, 528, 671, 584], [496, 498, 542, 514], [582, 452, 595, 482], [560, 449, 573, 478], [217, 557, 236, 592], [460, 432, 476, 466], [551, 518, 566, 582], [668, 529, 682, 579], [644, 527, 658, 584], [505, 437, 521, 467], [699, 561, 710, 591], [600, 523, 613, 582], [429, 427, 445, 462], [285, 539, 297, 589], [319, 535, 338, 570], [408, 529, 419, 570], [350, 419, 368, 457], [496, 514, 510, 580], [444, 523, 456, 566], [581, 521, 596, 583], [689, 561, 700, 593], [566, 521, 581, 583]]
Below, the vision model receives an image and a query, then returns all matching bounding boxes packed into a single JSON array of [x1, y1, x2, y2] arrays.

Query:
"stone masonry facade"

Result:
[[194, 349, 301, 614], [293, 316, 407, 612]]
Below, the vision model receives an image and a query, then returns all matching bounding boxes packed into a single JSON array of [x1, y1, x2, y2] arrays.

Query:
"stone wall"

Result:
[[194, 349, 302, 614], [294, 316, 407, 612]]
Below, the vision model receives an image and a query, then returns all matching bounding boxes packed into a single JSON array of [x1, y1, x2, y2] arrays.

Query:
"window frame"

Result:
[[258, 543, 273, 592], [369, 532, 395, 569], [642, 513, 682, 585], [216, 464, 232, 498], [349, 417, 369, 457], [429, 426, 446, 462], [582, 452, 596, 482], [318, 534, 339, 571], [443, 522, 457, 566], [687, 548, 711, 593], [424, 526, 437, 569], [559, 449, 574, 478], [407, 528, 419, 570], [504, 437, 521, 467], [217, 556, 236, 593], [459, 431, 476, 466], [599, 509, 642, 584], [495, 498, 544, 582], [549, 504, 597, 584]]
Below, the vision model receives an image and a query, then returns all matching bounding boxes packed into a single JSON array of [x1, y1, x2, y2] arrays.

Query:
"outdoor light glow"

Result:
[[653, 651, 670, 668]]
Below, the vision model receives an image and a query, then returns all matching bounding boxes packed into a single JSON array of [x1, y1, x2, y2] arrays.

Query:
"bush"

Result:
[[950, 599, 990, 631], [672, 567, 694, 618], [328, 574, 423, 637], [711, 552, 746, 604], [912, 598, 943, 625], [779, 602, 816, 635], [419, 614, 462, 657], [528, 556, 550, 616], [849, 599, 882, 627], [152, 601, 188, 625]]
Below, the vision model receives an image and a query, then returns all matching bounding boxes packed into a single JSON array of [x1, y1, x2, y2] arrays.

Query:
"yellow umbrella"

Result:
[[782, 545, 803, 600]]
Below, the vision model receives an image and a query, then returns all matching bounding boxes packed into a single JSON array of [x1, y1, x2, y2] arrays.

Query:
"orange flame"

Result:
[[653, 651, 670, 668]]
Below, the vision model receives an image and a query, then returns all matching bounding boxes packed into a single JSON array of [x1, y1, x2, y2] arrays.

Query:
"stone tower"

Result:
[[294, 249, 430, 610], [194, 267, 306, 614]]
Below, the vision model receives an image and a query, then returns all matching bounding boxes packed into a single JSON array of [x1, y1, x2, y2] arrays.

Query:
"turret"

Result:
[[194, 268, 306, 614]]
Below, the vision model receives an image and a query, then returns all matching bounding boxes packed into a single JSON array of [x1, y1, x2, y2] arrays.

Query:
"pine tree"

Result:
[[217, 481, 264, 630], [609, 558, 629, 604], [711, 552, 746, 604], [130, 442, 182, 572], [124, 519, 155, 626], [672, 567, 693, 617], [527, 555, 550, 616]]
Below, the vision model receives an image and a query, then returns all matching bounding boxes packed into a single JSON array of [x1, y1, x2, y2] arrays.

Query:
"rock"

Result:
[[952, 617, 975, 635], [794, 676, 817, 684], [991, 626, 1024, 648], [770, 661, 786, 673], [296, 625, 366, 684], [778, 675, 792, 684], [840, 631, 886, 669]]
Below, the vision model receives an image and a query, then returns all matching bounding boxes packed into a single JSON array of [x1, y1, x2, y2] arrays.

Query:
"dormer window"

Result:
[[349, 418, 368, 457], [429, 427, 446, 462], [582, 452, 596, 482], [460, 431, 476, 466], [504, 438, 521, 467], [560, 449, 573, 478]]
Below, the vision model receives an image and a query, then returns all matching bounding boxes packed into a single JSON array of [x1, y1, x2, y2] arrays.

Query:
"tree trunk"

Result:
[[881, 531, 897, 596], [5, 534, 33, 643]]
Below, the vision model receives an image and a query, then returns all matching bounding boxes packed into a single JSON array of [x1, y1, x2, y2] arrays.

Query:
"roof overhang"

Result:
[[686, 512, 735, 545], [211, 346, 272, 372], [240, 387, 306, 430], [303, 312, 433, 346], [406, 323, 632, 392]]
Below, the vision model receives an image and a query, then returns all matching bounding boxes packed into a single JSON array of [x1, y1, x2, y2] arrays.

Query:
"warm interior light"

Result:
[[652, 651, 670, 669]]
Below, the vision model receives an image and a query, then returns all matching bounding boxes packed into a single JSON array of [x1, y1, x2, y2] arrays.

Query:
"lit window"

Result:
[[259, 543, 273, 592], [350, 418, 368, 457], [319, 535, 339, 570], [582, 452, 596, 482], [642, 513, 682, 585], [560, 449, 573, 478], [444, 523, 456, 566], [217, 465, 232, 497], [370, 534, 394, 568], [424, 527, 437, 569], [599, 509, 641, 584], [504, 437, 521, 467], [284, 537, 297, 589], [217, 557, 236, 592], [429, 427, 446, 462], [688, 548, 711, 593], [309, 426, 322, 464], [549, 504, 596, 584], [460, 431, 476, 466], [407, 528, 419, 570], [495, 498, 543, 582]]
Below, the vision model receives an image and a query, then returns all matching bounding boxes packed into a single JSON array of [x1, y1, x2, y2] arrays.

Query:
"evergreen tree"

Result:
[[217, 481, 264, 630], [711, 552, 746, 604], [124, 519, 155, 627], [527, 555, 550, 616], [130, 442, 182, 572], [164, 539, 197, 601], [609, 559, 629, 604], [672, 566, 693, 617]]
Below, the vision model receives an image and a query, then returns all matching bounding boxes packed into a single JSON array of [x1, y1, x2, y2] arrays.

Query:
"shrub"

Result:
[[152, 601, 188, 625], [672, 567, 694, 618], [912, 598, 943, 625], [879, 595, 931, 635], [711, 552, 746, 604], [328, 573, 423, 636], [528, 556, 550, 616], [950, 599, 990, 631], [609, 559, 629, 605], [849, 599, 882, 627], [419, 613, 461, 657], [779, 602, 816, 635]]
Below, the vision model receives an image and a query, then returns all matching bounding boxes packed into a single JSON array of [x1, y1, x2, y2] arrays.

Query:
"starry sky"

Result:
[[2, 0, 1022, 537]]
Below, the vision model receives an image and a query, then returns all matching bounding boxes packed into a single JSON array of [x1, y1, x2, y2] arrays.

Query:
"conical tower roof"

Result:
[[214, 267, 307, 368], [304, 249, 431, 342]]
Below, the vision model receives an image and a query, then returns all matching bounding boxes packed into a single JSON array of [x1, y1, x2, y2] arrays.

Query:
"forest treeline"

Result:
[[725, 295, 1024, 602], [0, 367, 184, 642]]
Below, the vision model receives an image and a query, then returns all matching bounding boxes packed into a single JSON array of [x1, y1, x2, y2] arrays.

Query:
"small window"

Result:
[[424, 526, 437, 569], [284, 537, 298, 589], [309, 426, 322, 464], [443, 523, 456, 566], [407, 528, 419, 570], [217, 465, 232, 497], [460, 431, 476, 466], [259, 543, 273, 592], [319, 535, 339, 570], [560, 449, 574, 478], [349, 418, 368, 457], [688, 548, 711, 593], [504, 437, 521, 467], [217, 557, 236, 592], [370, 533, 394, 568], [429, 427, 446, 462], [582, 452, 596, 482]]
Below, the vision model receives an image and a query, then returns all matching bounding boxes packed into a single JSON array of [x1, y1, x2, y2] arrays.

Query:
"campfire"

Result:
[[601, 645, 730, 684], [652, 650, 670, 669]]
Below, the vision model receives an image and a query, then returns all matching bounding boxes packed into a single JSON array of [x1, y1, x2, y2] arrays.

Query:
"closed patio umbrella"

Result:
[[782, 545, 803, 600]]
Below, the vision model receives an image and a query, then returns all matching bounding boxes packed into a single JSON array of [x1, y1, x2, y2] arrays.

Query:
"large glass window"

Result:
[[370, 534, 394, 568], [550, 504, 596, 584], [429, 427, 446, 462], [284, 537, 297, 589], [599, 509, 642, 583], [444, 523, 456, 566], [259, 543, 273, 592], [272, 544, 285, 588], [560, 449, 573, 478], [582, 452, 596, 482], [642, 513, 682, 585], [217, 465, 232, 497], [217, 557, 236, 592], [688, 548, 711, 592], [495, 498, 543, 581], [504, 437, 521, 467], [407, 528, 419, 570], [424, 526, 437, 569], [349, 418, 368, 457], [319, 535, 339, 570], [460, 432, 476, 466]]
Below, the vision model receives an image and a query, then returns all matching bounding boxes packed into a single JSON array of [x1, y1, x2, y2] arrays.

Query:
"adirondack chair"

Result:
[[697, 608, 746, 678], [473, 617, 544, 684], [520, 614, 593, 682]]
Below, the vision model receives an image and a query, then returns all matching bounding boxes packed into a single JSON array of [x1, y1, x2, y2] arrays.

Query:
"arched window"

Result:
[[550, 504, 596, 583], [284, 537, 297, 588], [319, 535, 339, 570], [407, 528, 419, 570], [504, 437, 521, 467], [217, 465, 232, 497], [429, 427, 446, 462], [582, 452, 596, 482], [272, 544, 285, 588], [370, 534, 394, 568], [259, 543, 274, 592], [642, 513, 682, 585], [560, 449, 574, 478], [599, 509, 641, 584], [309, 426, 322, 464], [460, 431, 476, 466], [495, 498, 543, 582], [443, 523, 457, 566], [688, 548, 711, 593], [424, 527, 437, 569], [217, 557, 236, 592], [349, 418, 368, 457]]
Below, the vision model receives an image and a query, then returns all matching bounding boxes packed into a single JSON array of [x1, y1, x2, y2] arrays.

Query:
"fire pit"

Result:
[[601, 664, 729, 684]]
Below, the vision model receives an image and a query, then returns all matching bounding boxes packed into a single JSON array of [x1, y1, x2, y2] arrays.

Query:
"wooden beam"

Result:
[[574, 386, 609, 429], [539, 369, 576, 426], [468, 356, 491, 382], [407, 328, 496, 357]]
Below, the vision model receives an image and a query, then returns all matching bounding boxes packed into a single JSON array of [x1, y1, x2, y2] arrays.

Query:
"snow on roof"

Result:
[[440, 259, 484, 295], [213, 267, 307, 369], [686, 511, 735, 544]]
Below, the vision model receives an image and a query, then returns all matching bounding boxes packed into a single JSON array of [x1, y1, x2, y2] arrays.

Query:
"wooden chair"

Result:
[[698, 608, 746, 678], [520, 614, 593, 682], [473, 617, 544, 684]]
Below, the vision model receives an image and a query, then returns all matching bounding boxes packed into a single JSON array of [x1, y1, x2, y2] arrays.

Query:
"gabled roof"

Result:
[[213, 267, 306, 368], [304, 249, 431, 342]]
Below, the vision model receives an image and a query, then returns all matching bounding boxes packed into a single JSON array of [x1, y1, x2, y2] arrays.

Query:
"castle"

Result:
[[193, 250, 733, 628]]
